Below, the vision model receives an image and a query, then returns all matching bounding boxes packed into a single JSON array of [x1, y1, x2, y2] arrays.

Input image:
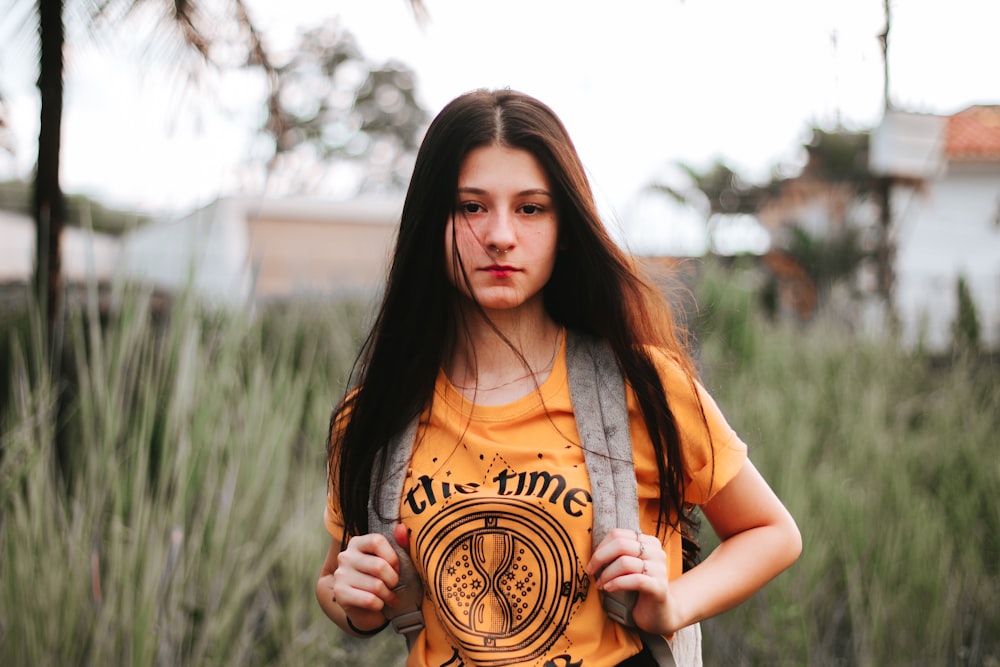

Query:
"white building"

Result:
[[870, 105, 1000, 351], [118, 196, 403, 306]]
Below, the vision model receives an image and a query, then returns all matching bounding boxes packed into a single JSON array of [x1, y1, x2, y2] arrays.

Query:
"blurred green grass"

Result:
[[694, 262, 1000, 666], [1, 260, 997, 666]]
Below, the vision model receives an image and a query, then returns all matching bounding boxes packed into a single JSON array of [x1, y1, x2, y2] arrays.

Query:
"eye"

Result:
[[519, 203, 544, 215], [460, 202, 484, 215]]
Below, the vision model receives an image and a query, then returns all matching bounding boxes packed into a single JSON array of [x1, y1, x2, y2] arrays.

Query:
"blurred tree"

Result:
[[34, 0, 65, 348], [262, 21, 428, 195], [677, 128, 875, 322], [952, 274, 981, 355], [771, 128, 874, 302], [26, 0, 271, 349], [11, 0, 272, 481], [1, 179, 150, 235], [682, 129, 872, 218], [677, 160, 766, 215], [20, 0, 425, 351], [804, 128, 873, 192], [781, 223, 867, 294]]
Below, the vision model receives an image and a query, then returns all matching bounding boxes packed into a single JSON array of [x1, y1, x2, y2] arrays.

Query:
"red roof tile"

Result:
[[945, 105, 1000, 159]]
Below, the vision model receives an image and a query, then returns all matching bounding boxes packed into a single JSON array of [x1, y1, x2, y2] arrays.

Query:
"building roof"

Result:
[[945, 105, 1000, 160]]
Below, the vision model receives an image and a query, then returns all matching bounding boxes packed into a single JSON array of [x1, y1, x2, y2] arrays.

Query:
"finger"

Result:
[[592, 554, 642, 584], [332, 560, 401, 611], [349, 532, 402, 567], [334, 535, 402, 607], [586, 528, 646, 575], [600, 555, 671, 596], [393, 523, 410, 549], [332, 574, 390, 612]]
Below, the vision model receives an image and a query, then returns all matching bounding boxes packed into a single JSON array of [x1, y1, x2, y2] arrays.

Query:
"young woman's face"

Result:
[[445, 144, 560, 314]]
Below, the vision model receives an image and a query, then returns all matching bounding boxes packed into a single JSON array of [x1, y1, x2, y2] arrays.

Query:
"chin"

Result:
[[477, 299, 524, 312]]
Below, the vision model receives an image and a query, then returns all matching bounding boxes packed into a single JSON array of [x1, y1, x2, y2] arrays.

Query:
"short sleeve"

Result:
[[324, 397, 353, 539], [651, 350, 748, 505], [325, 492, 346, 538]]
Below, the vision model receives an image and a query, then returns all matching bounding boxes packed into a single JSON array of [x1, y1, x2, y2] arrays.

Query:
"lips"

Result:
[[483, 264, 517, 278]]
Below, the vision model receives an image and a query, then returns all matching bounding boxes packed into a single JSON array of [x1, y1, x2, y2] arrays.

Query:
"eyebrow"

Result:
[[457, 187, 552, 197]]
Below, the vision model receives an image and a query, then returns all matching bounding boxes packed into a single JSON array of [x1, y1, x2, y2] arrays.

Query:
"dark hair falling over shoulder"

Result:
[[327, 89, 708, 564]]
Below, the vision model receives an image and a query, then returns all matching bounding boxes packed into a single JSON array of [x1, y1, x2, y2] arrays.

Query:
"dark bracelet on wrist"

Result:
[[345, 614, 389, 636]]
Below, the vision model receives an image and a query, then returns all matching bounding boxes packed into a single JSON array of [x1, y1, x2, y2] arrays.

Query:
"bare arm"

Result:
[[661, 458, 802, 631], [588, 459, 802, 635]]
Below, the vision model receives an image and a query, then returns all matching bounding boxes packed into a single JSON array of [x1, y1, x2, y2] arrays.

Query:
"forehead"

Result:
[[457, 145, 551, 191]]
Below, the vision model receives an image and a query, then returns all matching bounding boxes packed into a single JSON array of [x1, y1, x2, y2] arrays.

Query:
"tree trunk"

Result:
[[876, 174, 896, 329], [34, 0, 66, 349]]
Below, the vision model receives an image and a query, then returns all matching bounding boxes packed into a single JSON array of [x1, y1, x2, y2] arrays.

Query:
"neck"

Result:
[[446, 304, 562, 402]]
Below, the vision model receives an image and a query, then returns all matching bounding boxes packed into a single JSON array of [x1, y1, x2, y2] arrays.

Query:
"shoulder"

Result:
[[328, 387, 360, 441], [636, 345, 749, 501], [640, 344, 727, 433], [641, 345, 701, 403]]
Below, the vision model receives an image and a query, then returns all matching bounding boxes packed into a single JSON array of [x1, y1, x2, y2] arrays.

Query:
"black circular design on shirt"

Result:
[[415, 496, 583, 666]]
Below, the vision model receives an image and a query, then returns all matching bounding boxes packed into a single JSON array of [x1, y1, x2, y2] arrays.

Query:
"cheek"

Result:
[[451, 220, 485, 261], [534, 226, 561, 264]]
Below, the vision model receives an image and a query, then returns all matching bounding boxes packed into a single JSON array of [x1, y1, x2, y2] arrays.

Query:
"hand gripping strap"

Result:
[[368, 419, 425, 647]]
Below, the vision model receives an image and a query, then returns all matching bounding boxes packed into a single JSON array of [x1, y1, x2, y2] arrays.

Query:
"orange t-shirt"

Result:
[[326, 336, 747, 666]]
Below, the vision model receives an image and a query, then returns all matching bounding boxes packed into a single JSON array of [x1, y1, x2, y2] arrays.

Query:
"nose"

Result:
[[483, 209, 516, 256]]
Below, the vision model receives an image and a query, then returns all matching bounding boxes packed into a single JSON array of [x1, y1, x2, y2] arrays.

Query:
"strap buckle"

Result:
[[388, 609, 425, 636], [603, 590, 638, 627]]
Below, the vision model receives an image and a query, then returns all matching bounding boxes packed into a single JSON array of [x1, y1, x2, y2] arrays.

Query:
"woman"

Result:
[[317, 89, 801, 666]]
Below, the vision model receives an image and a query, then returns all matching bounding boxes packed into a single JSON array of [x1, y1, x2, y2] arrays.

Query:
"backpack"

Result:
[[367, 330, 702, 666]]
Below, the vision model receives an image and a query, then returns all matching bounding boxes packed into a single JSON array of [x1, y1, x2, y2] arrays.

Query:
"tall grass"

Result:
[[694, 261, 1000, 666], [1, 261, 997, 666], [0, 288, 376, 665]]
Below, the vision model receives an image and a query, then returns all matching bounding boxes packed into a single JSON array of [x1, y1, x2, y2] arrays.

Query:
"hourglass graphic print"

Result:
[[416, 497, 587, 666], [469, 531, 516, 634]]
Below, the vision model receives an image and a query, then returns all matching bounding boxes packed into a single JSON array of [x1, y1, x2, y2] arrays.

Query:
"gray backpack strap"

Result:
[[368, 418, 425, 647], [566, 331, 701, 667], [565, 331, 640, 626], [663, 624, 702, 667]]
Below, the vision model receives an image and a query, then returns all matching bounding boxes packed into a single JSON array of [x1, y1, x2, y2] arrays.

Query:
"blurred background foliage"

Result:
[[259, 20, 427, 194], [1, 258, 997, 665], [2, 0, 427, 347], [1, 2, 997, 665]]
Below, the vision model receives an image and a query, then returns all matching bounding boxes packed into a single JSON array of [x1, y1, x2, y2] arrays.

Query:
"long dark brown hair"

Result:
[[329, 88, 706, 556]]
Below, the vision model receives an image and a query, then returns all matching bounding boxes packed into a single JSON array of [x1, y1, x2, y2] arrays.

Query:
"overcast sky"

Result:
[[1, 0, 997, 246]]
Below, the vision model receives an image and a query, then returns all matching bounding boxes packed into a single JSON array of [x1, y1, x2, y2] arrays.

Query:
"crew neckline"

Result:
[[435, 329, 568, 420]]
